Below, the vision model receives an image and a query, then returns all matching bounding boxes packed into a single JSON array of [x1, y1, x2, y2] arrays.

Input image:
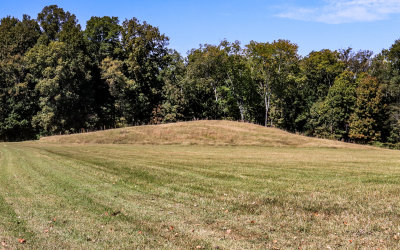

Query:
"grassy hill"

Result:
[[1, 121, 400, 249], [40, 120, 366, 148]]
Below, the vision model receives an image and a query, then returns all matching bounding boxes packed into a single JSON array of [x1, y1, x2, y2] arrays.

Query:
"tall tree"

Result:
[[25, 41, 95, 135], [349, 74, 387, 143], [121, 17, 170, 124], [25, 6, 96, 135], [37, 5, 79, 42], [299, 49, 345, 133], [339, 48, 373, 76], [374, 40, 400, 143], [0, 15, 41, 59], [0, 56, 38, 141], [85, 16, 122, 62], [0, 15, 41, 141], [220, 40, 260, 122], [311, 71, 357, 140], [301, 49, 345, 103], [186, 44, 227, 119], [84, 16, 123, 128], [100, 57, 135, 126], [246, 39, 299, 127], [159, 51, 189, 123]]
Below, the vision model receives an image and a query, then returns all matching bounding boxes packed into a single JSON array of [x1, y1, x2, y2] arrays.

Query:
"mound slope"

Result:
[[39, 120, 369, 148]]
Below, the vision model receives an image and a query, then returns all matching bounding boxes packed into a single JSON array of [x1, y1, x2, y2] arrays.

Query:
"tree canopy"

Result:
[[1, 5, 399, 148]]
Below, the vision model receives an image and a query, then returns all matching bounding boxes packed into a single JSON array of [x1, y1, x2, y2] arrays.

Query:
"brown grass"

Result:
[[39, 120, 369, 149]]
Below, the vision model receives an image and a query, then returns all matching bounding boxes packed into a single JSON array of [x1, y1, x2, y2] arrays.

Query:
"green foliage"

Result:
[[186, 44, 227, 119], [100, 57, 135, 126], [0, 15, 41, 60], [26, 41, 95, 135], [0, 15, 40, 141], [300, 49, 345, 103], [0, 56, 38, 141], [37, 5, 79, 42], [221, 40, 261, 122], [121, 17, 170, 124], [85, 16, 122, 61], [299, 49, 345, 134], [311, 71, 357, 140], [349, 74, 387, 143], [185, 41, 262, 123], [0, 4, 399, 146], [159, 51, 188, 122], [339, 48, 373, 76], [246, 39, 300, 128]]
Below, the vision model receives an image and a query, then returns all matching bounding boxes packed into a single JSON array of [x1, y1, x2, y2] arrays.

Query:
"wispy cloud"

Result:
[[277, 0, 400, 24]]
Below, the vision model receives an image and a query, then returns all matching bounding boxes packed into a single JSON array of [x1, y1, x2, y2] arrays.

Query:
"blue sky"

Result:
[[1, 0, 400, 56]]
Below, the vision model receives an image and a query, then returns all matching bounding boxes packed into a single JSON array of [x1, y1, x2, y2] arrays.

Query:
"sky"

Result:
[[1, 0, 400, 56]]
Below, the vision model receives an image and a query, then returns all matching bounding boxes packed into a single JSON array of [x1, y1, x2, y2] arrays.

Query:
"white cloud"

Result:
[[277, 0, 400, 24]]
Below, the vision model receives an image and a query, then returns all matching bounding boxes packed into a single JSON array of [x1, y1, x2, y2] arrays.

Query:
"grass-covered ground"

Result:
[[1, 121, 400, 248]]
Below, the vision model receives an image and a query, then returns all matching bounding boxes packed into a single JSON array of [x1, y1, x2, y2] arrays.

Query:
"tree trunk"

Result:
[[227, 73, 244, 120], [238, 100, 245, 121], [265, 90, 270, 127], [211, 82, 218, 102]]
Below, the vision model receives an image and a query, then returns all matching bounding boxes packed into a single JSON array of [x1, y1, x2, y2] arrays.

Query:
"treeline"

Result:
[[1, 5, 400, 146]]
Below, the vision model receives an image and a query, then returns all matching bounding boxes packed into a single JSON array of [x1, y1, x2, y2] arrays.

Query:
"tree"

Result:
[[246, 39, 300, 127], [85, 16, 122, 62], [370, 40, 400, 143], [220, 40, 260, 122], [349, 74, 387, 143], [0, 15, 41, 141], [26, 41, 95, 135], [339, 48, 373, 76], [299, 49, 345, 133], [37, 5, 79, 42], [186, 44, 227, 119], [0, 56, 38, 141], [159, 51, 189, 123], [0, 15, 41, 60], [386, 41, 400, 142], [312, 71, 357, 140], [121, 17, 170, 124], [301, 49, 345, 102], [84, 16, 123, 128], [100, 57, 134, 126]]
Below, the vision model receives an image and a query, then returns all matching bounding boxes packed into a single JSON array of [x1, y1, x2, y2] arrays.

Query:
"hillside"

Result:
[[39, 120, 367, 148]]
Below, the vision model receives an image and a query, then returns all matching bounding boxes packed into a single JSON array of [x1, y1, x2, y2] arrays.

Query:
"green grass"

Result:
[[1, 121, 400, 248]]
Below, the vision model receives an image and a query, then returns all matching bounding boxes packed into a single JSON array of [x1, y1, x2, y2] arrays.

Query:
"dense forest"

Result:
[[1, 5, 400, 147]]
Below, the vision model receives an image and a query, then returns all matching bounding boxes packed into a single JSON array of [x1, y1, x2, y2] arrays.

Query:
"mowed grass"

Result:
[[1, 121, 400, 248]]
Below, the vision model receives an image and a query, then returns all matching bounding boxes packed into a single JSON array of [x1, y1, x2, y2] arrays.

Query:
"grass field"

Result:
[[1, 121, 400, 249]]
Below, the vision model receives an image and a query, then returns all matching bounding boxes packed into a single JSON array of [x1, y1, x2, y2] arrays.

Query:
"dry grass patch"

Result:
[[39, 120, 369, 149]]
